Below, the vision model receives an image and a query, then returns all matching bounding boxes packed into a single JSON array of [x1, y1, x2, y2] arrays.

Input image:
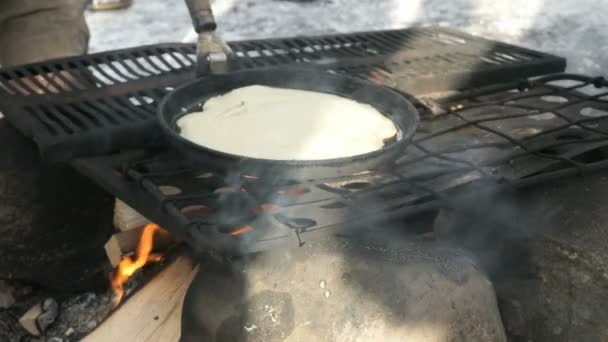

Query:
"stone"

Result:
[[42, 292, 113, 340], [87, 320, 97, 330], [182, 234, 507, 342], [434, 172, 608, 342], [38, 298, 59, 333]]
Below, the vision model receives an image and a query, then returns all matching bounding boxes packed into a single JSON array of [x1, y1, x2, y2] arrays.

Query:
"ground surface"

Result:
[[86, 0, 608, 76]]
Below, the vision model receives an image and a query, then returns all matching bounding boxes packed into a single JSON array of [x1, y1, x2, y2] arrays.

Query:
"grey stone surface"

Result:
[[182, 235, 507, 342], [37, 298, 59, 334], [86, 0, 608, 76], [434, 171, 608, 342]]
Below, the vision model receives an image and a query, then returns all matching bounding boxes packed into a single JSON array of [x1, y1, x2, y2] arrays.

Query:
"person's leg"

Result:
[[0, 1, 113, 293], [0, 0, 89, 67]]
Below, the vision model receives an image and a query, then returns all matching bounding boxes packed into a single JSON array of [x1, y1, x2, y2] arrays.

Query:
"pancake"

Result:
[[177, 85, 398, 160]]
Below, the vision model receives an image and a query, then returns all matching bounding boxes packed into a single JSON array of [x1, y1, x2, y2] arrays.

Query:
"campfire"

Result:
[[1, 19, 607, 342], [110, 223, 170, 305]]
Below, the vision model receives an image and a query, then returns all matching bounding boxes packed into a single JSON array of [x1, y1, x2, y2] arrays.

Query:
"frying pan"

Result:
[[158, 67, 419, 180]]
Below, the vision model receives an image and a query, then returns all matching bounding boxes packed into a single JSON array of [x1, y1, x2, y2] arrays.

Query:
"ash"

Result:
[[0, 267, 154, 341], [44, 292, 113, 341], [86, 0, 608, 75]]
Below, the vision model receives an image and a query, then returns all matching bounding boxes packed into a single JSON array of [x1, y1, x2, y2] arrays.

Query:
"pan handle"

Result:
[[184, 0, 232, 75], [184, 0, 217, 33]]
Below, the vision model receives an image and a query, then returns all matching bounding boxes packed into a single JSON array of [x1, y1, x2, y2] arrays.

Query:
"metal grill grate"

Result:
[[0, 45, 195, 96], [0, 27, 565, 162], [73, 74, 608, 254]]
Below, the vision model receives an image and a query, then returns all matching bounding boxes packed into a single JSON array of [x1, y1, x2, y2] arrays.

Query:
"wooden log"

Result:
[[104, 225, 174, 267], [84, 251, 198, 342], [19, 303, 42, 336], [113, 199, 149, 232]]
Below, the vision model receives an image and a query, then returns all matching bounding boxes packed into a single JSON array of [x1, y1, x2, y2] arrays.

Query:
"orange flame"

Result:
[[229, 225, 253, 236], [277, 187, 310, 195], [111, 223, 168, 305], [249, 203, 280, 214]]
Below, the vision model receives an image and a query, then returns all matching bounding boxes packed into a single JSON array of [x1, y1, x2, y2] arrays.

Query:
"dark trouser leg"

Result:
[[0, 0, 90, 67], [0, 1, 112, 291]]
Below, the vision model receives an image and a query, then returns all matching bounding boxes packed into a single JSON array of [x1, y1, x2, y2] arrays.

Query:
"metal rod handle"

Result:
[[184, 0, 217, 32]]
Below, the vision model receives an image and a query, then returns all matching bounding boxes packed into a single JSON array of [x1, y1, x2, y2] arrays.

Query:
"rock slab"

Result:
[[182, 235, 507, 342]]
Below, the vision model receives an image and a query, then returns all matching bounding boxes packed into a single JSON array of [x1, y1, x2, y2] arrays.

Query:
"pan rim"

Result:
[[158, 66, 419, 168]]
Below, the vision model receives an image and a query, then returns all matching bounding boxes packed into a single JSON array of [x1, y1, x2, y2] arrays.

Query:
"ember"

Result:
[[277, 188, 310, 195], [249, 203, 280, 214], [229, 225, 253, 236], [110, 223, 169, 305]]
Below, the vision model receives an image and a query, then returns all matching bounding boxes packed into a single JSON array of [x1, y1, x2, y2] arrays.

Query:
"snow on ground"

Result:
[[86, 0, 608, 75]]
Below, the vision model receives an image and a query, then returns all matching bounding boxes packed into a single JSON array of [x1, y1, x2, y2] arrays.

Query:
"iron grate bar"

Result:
[[129, 51, 163, 75], [68, 74, 608, 254], [78, 100, 123, 125], [0, 27, 566, 162]]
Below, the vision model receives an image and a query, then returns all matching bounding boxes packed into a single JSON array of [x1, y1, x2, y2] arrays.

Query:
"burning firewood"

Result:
[[107, 199, 174, 272], [109, 223, 175, 305], [104, 224, 174, 268], [84, 250, 198, 342]]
